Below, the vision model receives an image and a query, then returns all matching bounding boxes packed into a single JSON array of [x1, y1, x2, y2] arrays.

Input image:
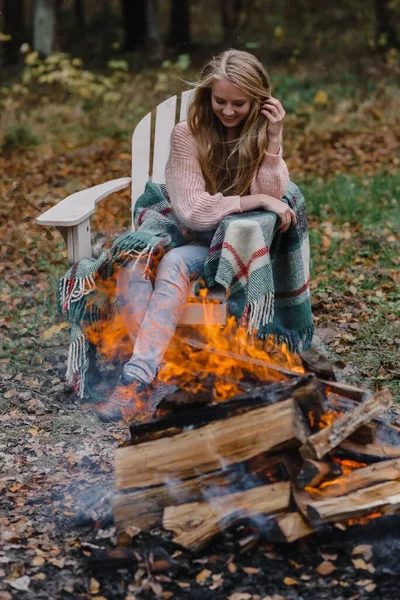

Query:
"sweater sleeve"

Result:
[[165, 122, 242, 231], [249, 146, 289, 200]]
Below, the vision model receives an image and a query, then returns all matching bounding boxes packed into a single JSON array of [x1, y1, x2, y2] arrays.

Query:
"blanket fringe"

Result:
[[246, 293, 274, 334], [258, 326, 314, 354], [66, 324, 89, 398]]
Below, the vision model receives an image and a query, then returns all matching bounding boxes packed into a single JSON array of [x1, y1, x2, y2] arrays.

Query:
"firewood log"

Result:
[[337, 441, 400, 464], [296, 459, 339, 489], [112, 454, 285, 531], [307, 480, 400, 525], [300, 348, 336, 381], [129, 374, 316, 445], [162, 482, 291, 551], [266, 512, 315, 543], [115, 398, 309, 491], [306, 457, 400, 499], [300, 389, 393, 460]]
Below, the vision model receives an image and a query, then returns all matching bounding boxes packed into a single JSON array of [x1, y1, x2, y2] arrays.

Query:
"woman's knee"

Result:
[[157, 249, 191, 283]]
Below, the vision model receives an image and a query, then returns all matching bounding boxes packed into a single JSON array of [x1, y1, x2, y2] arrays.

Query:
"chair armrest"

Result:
[[36, 177, 131, 227]]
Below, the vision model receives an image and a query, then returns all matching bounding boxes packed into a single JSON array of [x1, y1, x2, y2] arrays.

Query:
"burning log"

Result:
[[307, 457, 400, 499], [337, 441, 400, 464], [300, 348, 336, 381], [296, 459, 340, 489], [162, 482, 291, 552], [301, 389, 393, 460], [129, 374, 318, 445], [306, 480, 400, 525], [115, 398, 309, 490], [112, 454, 285, 531]]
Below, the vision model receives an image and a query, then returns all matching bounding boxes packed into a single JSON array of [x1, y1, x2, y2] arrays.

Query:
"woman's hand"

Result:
[[260, 96, 286, 142], [260, 195, 296, 233]]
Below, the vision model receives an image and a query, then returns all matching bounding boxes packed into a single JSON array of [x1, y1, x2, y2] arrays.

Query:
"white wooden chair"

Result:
[[36, 90, 227, 325]]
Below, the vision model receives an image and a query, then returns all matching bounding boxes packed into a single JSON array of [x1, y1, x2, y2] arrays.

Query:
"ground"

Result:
[[0, 55, 399, 599]]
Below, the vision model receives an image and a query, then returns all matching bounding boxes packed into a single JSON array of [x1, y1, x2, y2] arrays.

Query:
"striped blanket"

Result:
[[58, 180, 313, 397]]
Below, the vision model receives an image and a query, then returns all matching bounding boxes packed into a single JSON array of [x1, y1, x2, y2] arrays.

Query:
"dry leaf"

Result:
[[365, 583, 377, 592], [321, 553, 337, 561], [283, 576, 298, 585], [196, 569, 212, 584], [228, 594, 252, 600], [227, 562, 237, 573], [242, 567, 260, 575], [9, 576, 30, 592], [41, 323, 69, 340], [90, 578, 101, 594], [32, 555, 45, 567], [352, 544, 373, 561], [352, 558, 375, 573], [316, 561, 336, 575]]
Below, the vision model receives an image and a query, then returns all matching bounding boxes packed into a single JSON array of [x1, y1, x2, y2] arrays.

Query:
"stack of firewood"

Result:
[[112, 363, 399, 552]]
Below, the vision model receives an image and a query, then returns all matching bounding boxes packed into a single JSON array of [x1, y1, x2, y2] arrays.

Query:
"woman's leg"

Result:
[[116, 261, 152, 347], [123, 244, 209, 383]]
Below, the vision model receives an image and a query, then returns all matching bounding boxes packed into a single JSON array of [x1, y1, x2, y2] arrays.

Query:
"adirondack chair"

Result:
[[36, 90, 227, 326]]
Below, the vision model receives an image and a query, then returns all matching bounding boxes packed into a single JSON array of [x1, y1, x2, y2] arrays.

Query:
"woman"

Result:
[[96, 49, 295, 421]]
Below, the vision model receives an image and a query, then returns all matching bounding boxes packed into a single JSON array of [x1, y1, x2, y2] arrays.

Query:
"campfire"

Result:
[[109, 319, 397, 553]]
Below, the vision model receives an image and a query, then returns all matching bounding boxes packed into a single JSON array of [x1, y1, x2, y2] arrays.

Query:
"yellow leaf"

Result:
[[314, 90, 328, 106], [90, 577, 101, 594], [196, 569, 212, 584], [32, 556, 45, 567], [316, 560, 336, 575], [283, 576, 298, 585], [42, 323, 69, 340]]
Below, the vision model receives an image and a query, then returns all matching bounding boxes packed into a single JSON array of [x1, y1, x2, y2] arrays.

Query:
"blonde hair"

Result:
[[186, 49, 271, 196]]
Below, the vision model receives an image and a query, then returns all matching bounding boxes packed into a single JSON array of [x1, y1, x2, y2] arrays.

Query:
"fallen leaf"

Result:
[[316, 560, 336, 575], [32, 556, 45, 567], [321, 553, 338, 561], [352, 544, 372, 561], [228, 594, 252, 600], [90, 577, 101, 594], [352, 558, 375, 573], [242, 567, 260, 575], [8, 576, 30, 592], [227, 561, 237, 573], [41, 323, 69, 340], [196, 569, 212, 584], [283, 576, 298, 585], [365, 583, 377, 592]]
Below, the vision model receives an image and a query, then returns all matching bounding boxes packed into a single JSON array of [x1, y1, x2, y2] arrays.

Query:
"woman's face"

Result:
[[211, 79, 252, 130]]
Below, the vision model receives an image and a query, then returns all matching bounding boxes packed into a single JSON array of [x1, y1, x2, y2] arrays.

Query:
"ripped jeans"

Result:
[[117, 244, 210, 384]]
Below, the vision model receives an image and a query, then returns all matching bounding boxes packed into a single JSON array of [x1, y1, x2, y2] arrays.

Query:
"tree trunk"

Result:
[[375, 0, 400, 50], [3, 0, 25, 65], [33, 0, 56, 56], [146, 0, 163, 58], [74, 0, 85, 28], [168, 0, 191, 52], [120, 0, 146, 51]]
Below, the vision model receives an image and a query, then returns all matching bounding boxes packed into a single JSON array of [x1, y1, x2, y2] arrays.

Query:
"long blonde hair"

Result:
[[186, 49, 271, 196]]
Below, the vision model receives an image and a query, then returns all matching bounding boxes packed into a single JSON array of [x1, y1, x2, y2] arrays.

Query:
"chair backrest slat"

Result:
[[152, 95, 177, 184], [131, 112, 151, 217], [131, 90, 193, 227]]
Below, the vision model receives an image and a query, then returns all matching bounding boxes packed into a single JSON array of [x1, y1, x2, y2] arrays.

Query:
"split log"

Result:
[[296, 459, 340, 489], [306, 457, 400, 499], [115, 398, 309, 490], [337, 441, 400, 464], [266, 512, 315, 543], [307, 480, 400, 525], [322, 380, 368, 402], [301, 389, 393, 460], [162, 482, 291, 551], [112, 454, 285, 531], [348, 423, 377, 444], [300, 348, 336, 381], [129, 374, 316, 445]]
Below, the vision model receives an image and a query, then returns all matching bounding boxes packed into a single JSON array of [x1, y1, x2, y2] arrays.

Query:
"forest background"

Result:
[[0, 1, 400, 599]]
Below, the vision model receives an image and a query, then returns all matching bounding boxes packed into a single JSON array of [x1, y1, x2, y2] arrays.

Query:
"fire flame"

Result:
[[85, 276, 305, 402]]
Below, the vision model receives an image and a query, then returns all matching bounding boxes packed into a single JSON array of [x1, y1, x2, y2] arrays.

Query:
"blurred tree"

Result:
[[120, 0, 146, 50], [375, 0, 399, 50], [169, 0, 191, 52], [3, 0, 25, 64], [219, 0, 248, 43], [74, 0, 85, 28], [33, 0, 56, 56], [146, 0, 163, 59]]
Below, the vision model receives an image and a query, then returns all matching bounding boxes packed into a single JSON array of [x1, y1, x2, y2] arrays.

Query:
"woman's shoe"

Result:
[[95, 376, 152, 422]]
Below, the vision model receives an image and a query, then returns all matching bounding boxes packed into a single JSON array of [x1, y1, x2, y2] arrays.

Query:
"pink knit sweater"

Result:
[[165, 120, 289, 231]]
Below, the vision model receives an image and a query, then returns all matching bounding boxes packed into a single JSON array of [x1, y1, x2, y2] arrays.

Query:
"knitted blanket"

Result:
[[58, 180, 313, 398]]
